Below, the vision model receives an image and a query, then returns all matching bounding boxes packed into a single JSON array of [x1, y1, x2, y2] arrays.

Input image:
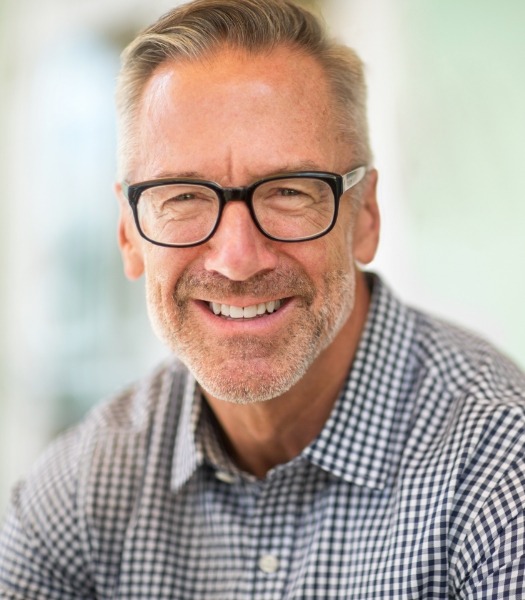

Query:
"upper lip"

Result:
[[196, 296, 287, 306]]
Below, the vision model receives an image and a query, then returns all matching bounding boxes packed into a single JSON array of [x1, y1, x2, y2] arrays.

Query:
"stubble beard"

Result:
[[146, 264, 356, 404]]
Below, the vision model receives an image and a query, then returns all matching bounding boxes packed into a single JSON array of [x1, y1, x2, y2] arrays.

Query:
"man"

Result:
[[1, 0, 524, 597]]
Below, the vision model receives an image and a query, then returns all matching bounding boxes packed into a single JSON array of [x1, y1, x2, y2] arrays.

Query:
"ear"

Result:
[[115, 182, 145, 280], [352, 169, 380, 265]]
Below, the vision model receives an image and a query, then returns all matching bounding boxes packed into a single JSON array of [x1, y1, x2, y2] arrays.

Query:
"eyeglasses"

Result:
[[122, 166, 367, 248]]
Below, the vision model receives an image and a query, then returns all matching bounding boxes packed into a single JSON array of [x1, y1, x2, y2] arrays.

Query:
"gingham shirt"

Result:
[[1, 275, 525, 599]]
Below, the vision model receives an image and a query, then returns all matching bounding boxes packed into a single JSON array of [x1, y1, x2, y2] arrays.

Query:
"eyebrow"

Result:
[[152, 170, 203, 179], [149, 161, 326, 183]]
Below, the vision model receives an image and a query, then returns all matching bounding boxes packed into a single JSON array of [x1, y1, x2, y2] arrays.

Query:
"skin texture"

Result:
[[116, 45, 380, 477]]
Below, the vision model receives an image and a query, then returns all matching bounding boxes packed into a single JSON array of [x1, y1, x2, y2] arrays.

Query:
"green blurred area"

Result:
[[398, 0, 525, 365]]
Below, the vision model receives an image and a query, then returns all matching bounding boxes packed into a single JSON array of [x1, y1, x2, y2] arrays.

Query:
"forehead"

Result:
[[133, 45, 347, 182]]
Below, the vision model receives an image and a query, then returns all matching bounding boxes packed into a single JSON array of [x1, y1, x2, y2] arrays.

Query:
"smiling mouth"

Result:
[[208, 299, 285, 319]]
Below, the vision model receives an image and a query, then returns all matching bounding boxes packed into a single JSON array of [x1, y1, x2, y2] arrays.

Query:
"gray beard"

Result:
[[146, 264, 355, 404]]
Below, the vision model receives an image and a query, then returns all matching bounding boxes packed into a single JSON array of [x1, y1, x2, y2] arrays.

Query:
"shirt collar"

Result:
[[171, 374, 204, 491], [171, 379, 250, 491], [303, 273, 417, 490], [171, 273, 418, 492]]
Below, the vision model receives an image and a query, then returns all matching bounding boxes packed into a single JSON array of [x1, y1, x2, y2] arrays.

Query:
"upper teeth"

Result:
[[210, 299, 282, 318]]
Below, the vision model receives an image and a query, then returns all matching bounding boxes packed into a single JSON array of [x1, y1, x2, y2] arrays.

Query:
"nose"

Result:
[[203, 201, 278, 281]]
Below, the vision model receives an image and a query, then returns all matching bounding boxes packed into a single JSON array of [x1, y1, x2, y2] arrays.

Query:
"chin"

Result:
[[193, 361, 309, 405]]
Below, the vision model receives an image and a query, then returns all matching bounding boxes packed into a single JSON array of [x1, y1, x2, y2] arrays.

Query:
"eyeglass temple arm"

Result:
[[342, 166, 367, 193]]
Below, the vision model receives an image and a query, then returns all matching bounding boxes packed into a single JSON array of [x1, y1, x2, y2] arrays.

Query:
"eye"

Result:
[[262, 185, 313, 200], [173, 192, 196, 201], [159, 193, 203, 211], [149, 185, 216, 208], [278, 187, 302, 197]]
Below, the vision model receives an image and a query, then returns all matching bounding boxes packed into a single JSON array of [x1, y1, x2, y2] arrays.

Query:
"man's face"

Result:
[[117, 45, 379, 404]]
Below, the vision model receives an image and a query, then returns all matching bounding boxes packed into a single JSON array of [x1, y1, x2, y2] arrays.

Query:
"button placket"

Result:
[[246, 468, 297, 598]]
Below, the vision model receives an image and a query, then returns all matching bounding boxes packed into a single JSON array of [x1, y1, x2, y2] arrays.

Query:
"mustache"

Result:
[[174, 266, 316, 305]]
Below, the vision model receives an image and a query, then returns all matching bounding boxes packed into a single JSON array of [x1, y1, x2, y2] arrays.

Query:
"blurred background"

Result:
[[0, 0, 524, 513]]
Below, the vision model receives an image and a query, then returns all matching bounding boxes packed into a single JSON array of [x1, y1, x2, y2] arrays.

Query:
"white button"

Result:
[[215, 471, 236, 484], [258, 554, 279, 574]]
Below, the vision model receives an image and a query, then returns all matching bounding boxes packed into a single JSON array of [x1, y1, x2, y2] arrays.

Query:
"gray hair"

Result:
[[116, 0, 371, 180]]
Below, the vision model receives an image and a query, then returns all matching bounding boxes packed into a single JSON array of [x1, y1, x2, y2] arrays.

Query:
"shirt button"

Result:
[[258, 554, 279, 574], [215, 470, 236, 484]]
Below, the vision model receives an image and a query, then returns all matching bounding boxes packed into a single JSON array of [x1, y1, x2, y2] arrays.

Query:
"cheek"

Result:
[[143, 246, 200, 294], [143, 249, 193, 343], [318, 224, 355, 274], [336, 203, 357, 257], [285, 232, 353, 296]]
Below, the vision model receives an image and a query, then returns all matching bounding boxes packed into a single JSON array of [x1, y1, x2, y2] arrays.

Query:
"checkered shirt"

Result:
[[1, 275, 525, 599]]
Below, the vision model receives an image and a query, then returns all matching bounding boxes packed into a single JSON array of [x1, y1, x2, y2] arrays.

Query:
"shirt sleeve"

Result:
[[0, 428, 95, 599], [452, 460, 525, 599]]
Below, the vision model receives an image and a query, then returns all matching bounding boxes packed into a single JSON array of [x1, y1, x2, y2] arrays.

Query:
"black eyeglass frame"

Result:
[[122, 166, 368, 248]]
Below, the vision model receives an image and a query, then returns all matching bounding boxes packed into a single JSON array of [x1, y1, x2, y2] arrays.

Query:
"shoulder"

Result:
[[399, 305, 525, 505], [23, 357, 188, 489], [410, 307, 525, 418], [407, 309, 525, 475], [88, 356, 188, 430], [0, 358, 192, 595], [403, 309, 525, 593], [29, 356, 192, 516]]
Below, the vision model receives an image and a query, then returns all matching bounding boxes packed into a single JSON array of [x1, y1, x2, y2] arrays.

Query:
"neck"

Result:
[[204, 270, 371, 478]]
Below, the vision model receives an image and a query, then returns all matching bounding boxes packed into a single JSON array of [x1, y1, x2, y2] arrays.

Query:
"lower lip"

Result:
[[193, 298, 294, 333]]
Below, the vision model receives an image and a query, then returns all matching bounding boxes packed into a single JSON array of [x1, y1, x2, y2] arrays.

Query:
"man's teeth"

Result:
[[210, 299, 282, 318]]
